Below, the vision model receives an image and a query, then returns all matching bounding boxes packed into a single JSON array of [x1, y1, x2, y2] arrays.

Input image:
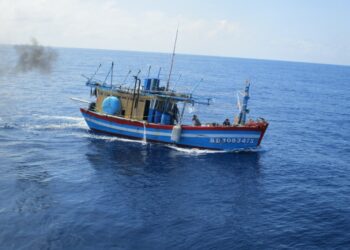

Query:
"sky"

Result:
[[1, 0, 349, 65]]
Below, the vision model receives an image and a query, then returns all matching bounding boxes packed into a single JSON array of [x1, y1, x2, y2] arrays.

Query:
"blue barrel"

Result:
[[102, 96, 121, 115], [150, 78, 160, 91], [144, 79, 151, 91], [161, 113, 171, 125], [154, 110, 162, 123], [147, 109, 155, 123]]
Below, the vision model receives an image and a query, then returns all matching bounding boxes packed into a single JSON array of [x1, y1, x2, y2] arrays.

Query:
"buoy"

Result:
[[102, 96, 121, 115], [171, 124, 182, 143]]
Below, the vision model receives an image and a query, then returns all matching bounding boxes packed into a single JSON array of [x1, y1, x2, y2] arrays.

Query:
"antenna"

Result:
[[147, 65, 151, 78], [166, 27, 179, 91], [111, 62, 114, 87]]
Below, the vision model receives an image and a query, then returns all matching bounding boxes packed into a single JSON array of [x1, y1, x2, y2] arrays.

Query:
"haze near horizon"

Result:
[[1, 0, 349, 66]]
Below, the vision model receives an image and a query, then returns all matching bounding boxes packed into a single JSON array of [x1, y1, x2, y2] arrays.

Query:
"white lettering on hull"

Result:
[[209, 138, 256, 144]]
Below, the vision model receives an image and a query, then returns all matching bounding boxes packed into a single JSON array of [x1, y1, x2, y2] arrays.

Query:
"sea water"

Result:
[[0, 46, 349, 249]]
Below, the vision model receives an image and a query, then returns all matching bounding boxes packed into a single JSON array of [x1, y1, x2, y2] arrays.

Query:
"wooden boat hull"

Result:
[[81, 108, 268, 151]]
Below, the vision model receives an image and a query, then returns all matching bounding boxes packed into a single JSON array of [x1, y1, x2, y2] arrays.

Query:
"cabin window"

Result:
[[143, 100, 150, 120]]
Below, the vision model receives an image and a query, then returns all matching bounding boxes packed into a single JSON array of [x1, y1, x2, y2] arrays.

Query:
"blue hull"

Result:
[[81, 109, 268, 151]]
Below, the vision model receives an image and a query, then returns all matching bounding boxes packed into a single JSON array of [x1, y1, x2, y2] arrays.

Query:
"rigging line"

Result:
[[103, 64, 112, 86], [120, 70, 132, 86], [90, 63, 101, 80], [171, 74, 182, 91], [190, 78, 204, 95]]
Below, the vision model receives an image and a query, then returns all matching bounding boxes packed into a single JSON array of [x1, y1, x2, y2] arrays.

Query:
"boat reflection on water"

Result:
[[84, 131, 263, 177]]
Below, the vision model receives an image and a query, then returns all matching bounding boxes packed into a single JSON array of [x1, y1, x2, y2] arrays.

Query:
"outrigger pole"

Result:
[[190, 78, 204, 96], [166, 27, 179, 91]]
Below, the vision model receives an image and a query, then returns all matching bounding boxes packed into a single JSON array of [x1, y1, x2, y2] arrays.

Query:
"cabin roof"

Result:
[[87, 80, 210, 105]]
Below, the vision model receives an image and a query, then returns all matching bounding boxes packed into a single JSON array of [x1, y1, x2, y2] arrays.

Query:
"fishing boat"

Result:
[[76, 62, 268, 151], [76, 31, 268, 151]]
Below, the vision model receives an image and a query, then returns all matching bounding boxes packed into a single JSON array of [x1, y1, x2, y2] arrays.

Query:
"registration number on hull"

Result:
[[209, 138, 256, 144]]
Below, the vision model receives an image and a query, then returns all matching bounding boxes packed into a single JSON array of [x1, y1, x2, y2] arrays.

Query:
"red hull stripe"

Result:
[[80, 108, 268, 132], [257, 123, 269, 145]]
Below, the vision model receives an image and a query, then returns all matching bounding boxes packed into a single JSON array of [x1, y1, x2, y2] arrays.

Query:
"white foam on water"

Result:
[[73, 132, 149, 145], [142, 122, 147, 145], [165, 145, 226, 154], [21, 114, 88, 130], [33, 114, 84, 122], [28, 120, 88, 130], [165, 145, 263, 155], [72, 132, 121, 142]]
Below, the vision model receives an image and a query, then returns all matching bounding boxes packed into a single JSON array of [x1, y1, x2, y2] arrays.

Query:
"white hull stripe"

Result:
[[85, 116, 261, 139]]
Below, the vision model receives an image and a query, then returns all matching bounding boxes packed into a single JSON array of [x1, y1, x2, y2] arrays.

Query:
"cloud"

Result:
[[1, 0, 348, 65], [0, 0, 241, 55]]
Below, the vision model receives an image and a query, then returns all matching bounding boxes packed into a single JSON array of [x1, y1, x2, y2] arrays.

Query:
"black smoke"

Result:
[[14, 38, 58, 74]]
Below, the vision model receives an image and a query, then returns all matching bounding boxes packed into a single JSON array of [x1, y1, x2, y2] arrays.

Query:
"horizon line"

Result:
[[1, 43, 349, 68]]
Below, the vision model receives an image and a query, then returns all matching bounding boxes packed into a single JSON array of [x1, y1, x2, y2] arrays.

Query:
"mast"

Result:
[[166, 27, 179, 91], [237, 81, 250, 125], [130, 76, 138, 119]]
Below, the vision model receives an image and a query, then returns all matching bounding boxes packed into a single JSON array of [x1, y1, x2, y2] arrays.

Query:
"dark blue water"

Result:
[[0, 46, 350, 249]]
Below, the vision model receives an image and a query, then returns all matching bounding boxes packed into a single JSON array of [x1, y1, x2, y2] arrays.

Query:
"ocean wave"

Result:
[[0, 123, 17, 130]]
